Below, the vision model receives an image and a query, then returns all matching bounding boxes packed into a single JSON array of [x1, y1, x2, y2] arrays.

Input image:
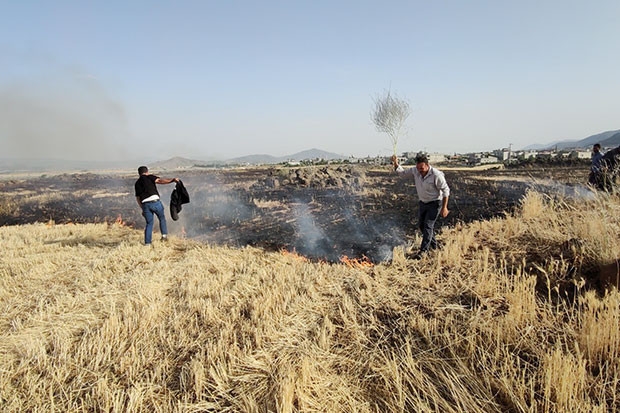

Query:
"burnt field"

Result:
[[0, 164, 592, 262]]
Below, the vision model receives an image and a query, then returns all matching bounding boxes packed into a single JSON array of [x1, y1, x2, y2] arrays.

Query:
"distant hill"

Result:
[[225, 148, 345, 165], [225, 154, 280, 165], [600, 132, 620, 149], [140, 149, 347, 170], [523, 129, 620, 151], [0, 149, 347, 173], [150, 156, 212, 170]]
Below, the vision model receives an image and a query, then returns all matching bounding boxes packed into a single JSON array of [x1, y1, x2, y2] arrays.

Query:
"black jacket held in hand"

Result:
[[170, 180, 190, 221]]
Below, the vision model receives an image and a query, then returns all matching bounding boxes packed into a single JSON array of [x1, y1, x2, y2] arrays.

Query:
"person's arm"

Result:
[[155, 177, 180, 184], [436, 171, 450, 217], [136, 196, 142, 207], [440, 196, 449, 217], [391, 155, 408, 174], [391, 155, 398, 168]]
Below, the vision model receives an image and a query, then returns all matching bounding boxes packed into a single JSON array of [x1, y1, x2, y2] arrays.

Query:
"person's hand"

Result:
[[440, 206, 449, 218], [174, 177, 180, 183]]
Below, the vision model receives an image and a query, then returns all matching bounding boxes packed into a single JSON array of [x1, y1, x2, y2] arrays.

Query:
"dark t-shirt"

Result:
[[134, 174, 160, 202]]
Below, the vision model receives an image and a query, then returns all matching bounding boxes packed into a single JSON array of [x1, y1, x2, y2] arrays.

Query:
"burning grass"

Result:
[[1, 190, 619, 411], [339, 254, 374, 269]]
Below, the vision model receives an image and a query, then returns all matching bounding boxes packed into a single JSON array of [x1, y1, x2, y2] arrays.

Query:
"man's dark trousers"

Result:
[[418, 200, 440, 252]]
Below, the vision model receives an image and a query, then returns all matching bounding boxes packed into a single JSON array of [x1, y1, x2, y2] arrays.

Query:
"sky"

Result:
[[1, 1, 619, 162]]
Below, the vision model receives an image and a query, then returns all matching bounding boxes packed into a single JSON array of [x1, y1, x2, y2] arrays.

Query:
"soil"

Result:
[[0, 164, 592, 262]]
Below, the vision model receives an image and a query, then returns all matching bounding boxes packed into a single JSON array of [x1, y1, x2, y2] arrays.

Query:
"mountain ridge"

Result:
[[3, 129, 620, 173], [225, 148, 345, 165], [522, 129, 620, 150]]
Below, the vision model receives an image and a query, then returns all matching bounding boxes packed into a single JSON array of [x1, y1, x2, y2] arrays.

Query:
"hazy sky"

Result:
[[1, 1, 619, 162]]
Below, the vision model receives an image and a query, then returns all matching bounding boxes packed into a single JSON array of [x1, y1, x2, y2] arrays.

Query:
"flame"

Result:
[[114, 214, 125, 226], [181, 226, 187, 239], [280, 248, 310, 262], [340, 255, 374, 269]]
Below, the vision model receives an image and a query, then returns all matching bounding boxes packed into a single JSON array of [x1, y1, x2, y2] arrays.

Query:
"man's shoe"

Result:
[[161, 235, 168, 242]]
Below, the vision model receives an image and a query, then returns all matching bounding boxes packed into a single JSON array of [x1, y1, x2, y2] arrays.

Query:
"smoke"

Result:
[[0, 70, 129, 162], [159, 175, 259, 246], [526, 179, 597, 201], [285, 193, 406, 262], [144, 173, 406, 263], [340, 207, 406, 262], [291, 201, 334, 259]]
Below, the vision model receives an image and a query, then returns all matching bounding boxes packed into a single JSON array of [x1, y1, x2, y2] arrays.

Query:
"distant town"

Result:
[[229, 129, 619, 168], [395, 145, 596, 167], [273, 145, 601, 169], [220, 130, 620, 169]]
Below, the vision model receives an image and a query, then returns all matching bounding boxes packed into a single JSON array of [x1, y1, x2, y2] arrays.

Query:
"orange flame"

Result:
[[181, 226, 187, 239], [280, 248, 310, 262], [114, 214, 125, 226], [340, 255, 374, 269]]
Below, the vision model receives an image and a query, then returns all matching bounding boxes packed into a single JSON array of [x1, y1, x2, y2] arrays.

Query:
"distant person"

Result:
[[392, 153, 450, 259], [134, 166, 179, 245], [588, 143, 604, 189]]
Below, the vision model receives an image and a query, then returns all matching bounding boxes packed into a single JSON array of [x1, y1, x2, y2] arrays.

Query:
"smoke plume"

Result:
[[0, 71, 129, 162]]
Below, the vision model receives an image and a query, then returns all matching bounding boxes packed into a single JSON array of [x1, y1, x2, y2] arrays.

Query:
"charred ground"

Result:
[[0, 164, 591, 262]]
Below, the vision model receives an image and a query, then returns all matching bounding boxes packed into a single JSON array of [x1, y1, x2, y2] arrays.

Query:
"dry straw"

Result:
[[1, 191, 619, 412]]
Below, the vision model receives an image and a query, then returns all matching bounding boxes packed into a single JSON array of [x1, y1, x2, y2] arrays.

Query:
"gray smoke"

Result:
[[291, 201, 333, 258], [0, 71, 129, 162], [526, 179, 597, 200]]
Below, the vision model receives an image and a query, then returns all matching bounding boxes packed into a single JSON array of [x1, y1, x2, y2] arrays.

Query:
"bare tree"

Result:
[[371, 89, 411, 156]]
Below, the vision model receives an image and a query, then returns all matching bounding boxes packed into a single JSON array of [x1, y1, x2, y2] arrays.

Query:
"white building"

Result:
[[427, 153, 446, 164], [493, 148, 511, 161], [570, 150, 591, 160], [468, 153, 500, 165]]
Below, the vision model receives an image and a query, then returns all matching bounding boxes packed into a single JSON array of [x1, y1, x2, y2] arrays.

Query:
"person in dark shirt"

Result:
[[588, 143, 604, 189], [134, 166, 179, 245]]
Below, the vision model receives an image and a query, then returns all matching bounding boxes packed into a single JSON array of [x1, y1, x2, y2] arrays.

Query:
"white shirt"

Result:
[[395, 165, 450, 203], [142, 194, 160, 203]]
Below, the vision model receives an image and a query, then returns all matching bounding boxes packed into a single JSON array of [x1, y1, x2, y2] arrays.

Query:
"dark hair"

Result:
[[594, 143, 601, 149], [414, 154, 429, 164], [138, 166, 148, 175]]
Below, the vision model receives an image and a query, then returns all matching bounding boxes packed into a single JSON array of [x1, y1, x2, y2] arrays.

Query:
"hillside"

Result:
[[226, 148, 345, 165], [155, 148, 346, 167], [524, 129, 620, 150], [150, 156, 211, 170], [1, 191, 618, 411], [601, 131, 620, 148]]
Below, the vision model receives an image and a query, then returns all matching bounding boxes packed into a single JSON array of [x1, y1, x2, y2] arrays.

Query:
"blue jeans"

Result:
[[418, 200, 440, 252], [141, 200, 168, 244]]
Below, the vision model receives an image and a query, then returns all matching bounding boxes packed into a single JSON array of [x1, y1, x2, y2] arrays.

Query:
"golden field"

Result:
[[0, 191, 618, 412]]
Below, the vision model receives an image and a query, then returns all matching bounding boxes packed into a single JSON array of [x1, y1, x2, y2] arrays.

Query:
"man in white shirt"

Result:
[[391, 153, 450, 258]]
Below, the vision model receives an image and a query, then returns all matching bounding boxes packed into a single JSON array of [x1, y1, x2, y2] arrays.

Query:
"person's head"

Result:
[[415, 153, 430, 175], [138, 166, 149, 176], [593, 143, 601, 153]]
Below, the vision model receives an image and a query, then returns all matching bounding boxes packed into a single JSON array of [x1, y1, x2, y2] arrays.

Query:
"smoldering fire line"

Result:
[[0, 164, 592, 262], [163, 190, 407, 263]]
